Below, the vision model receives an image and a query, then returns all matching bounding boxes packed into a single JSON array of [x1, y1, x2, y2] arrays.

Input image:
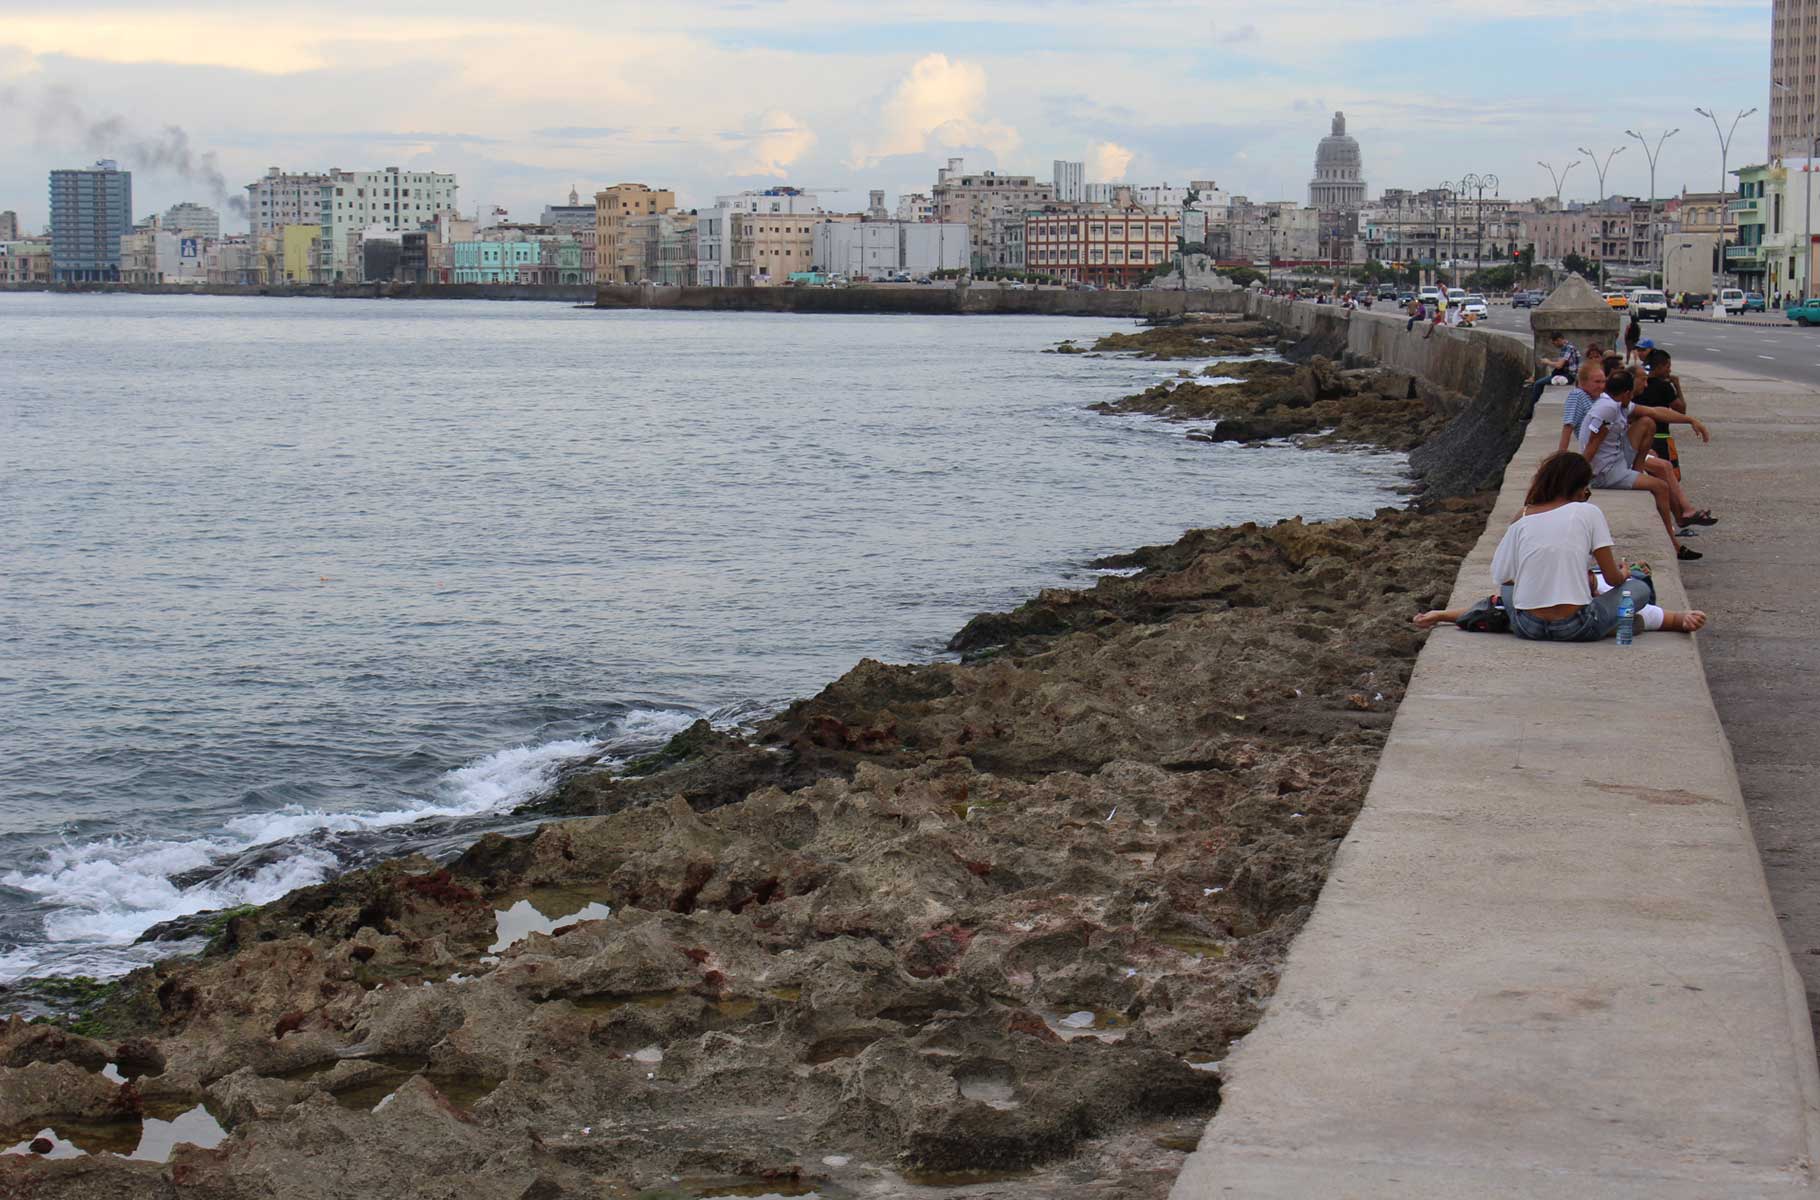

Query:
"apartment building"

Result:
[[931, 158, 1055, 269], [1772, 0, 1820, 160], [246, 169, 330, 239], [732, 212, 827, 284], [163, 201, 220, 238], [1023, 203, 1180, 287], [594, 183, 677, 284], [2, 240, 52, 284], [697, 187, 822, 285], [49, 159, 132, 282], [895, 192, 935, 223], [316, 167, 458, 280]]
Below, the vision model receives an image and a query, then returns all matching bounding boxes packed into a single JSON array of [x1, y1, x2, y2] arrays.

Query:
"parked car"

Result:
[[1745, 291, 1768, 312], [1788, 297, 1820, 325], [1629, 290, 1668, 322], [1602, 291, 1629, 310], [1717, 287, 1747, 314]]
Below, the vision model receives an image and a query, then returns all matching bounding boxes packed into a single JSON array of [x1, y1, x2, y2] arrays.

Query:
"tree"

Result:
[[1465, 264, 1517, 291], [1219, 266, 1265, 288], [1560, 252, 1604, 285]]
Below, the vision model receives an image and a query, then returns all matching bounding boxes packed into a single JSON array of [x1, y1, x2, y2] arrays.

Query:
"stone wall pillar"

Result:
[[1529, 273, 1619, 375]]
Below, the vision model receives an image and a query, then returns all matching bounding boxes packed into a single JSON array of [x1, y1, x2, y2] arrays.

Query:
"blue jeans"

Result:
[[1504, 576, 1655, 642]]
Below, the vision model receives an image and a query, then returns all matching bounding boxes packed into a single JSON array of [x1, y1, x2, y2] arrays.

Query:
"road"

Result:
[[1474, 303, 1820, 389]]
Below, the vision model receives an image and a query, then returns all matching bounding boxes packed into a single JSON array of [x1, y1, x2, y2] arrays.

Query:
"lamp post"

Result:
[[1695, 105, 1757, 286], [1624, 127, 1679, 288], [1459, 172, 1499, 275], [1538, 159, 1580, 207], [1577, 144, 1626, 285], [1774, 79, 1814, 302]]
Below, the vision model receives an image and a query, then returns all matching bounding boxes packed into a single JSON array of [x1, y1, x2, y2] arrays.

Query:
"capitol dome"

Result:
[[1309, 111, 1366, 212]]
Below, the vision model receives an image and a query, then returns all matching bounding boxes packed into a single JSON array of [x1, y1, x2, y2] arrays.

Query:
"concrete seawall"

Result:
[[594, 283, 1233, 317], [1171, 371, 1820, 1195]]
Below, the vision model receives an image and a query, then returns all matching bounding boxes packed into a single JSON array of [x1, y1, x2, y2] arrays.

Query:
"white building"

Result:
[[895, 192, 935, 223], [319, 167, 459, 281], [698, 186, 822, 286], [246, 169, 331, 239], [163, 201, 220, 239], [812, 220, 970, 277], [1054, 160, 1085, 203]]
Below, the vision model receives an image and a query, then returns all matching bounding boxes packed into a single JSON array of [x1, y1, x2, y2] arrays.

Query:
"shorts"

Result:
[[1591, 462, 1639, 489], [1653, 433, 1679, 472]]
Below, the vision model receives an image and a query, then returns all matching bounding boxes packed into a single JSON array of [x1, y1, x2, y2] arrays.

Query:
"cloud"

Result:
[[1087, 140, 1134, 182], [848, 52, 1019, 167], [725, 109, 816, 178]]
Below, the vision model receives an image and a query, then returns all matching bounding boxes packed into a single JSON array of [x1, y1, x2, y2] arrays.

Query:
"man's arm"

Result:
[[1557, 420, 1574, 453], [1583, 425, 1608, 463], [1631, 404, 1710, 441]]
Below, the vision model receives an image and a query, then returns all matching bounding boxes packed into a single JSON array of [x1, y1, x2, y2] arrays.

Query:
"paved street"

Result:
[[1476, 303, 1820, 389]]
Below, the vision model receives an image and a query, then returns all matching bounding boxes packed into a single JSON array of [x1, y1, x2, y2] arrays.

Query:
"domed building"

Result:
[[1309, 111, 1366, 212]]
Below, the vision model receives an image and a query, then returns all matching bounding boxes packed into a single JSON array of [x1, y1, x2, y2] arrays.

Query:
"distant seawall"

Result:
[[595, 283, 1235, 317], [2, 282, 596, 303]]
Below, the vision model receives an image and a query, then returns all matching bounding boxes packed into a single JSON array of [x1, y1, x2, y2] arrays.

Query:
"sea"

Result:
[[0, 293, 1407, 984]]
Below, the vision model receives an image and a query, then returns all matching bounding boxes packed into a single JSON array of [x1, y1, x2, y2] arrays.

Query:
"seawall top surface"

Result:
[[1171, 371, 1820, 1195]]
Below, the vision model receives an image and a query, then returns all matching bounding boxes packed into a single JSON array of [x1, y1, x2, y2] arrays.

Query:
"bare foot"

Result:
[[1663, 610, 1708, 632], [1412, 610, 1452, 630]]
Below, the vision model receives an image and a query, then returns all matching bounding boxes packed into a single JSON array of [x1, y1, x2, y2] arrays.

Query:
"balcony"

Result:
[[1728, 197, 1761, 217], [1725, 244, 1766, 267]]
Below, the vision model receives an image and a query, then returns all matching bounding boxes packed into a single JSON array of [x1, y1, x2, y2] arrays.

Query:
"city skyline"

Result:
[[0, 0, 1777, 232]]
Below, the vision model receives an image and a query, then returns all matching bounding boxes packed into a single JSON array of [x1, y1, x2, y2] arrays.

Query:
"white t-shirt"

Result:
[[1581, 395, 1631, 477], [1489, 502, 1613, 609]]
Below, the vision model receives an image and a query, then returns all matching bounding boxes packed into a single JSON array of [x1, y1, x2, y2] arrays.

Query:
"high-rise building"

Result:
[[1054, 160, 1085, 203], [932, 159, 1056, 269], [49, 159, 132, 282], [1772, 0, 1819, 160], [0, 211, 19, 241], [163, 202, 220, 239], [1308, 112, 1366, 212], [246, 168, 331, 240]]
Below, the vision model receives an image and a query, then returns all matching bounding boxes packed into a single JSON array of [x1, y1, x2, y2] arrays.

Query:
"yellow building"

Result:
[[733, 212, 831, 284], [281, 224, 319, 283], [595, 183, 677, 284]]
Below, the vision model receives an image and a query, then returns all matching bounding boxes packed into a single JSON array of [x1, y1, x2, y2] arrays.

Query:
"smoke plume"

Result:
[[26, 85, 248, 215]]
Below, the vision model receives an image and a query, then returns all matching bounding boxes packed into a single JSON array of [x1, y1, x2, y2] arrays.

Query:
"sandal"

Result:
[[1682, 510, 1719, 526], [1677, 545, 1703, 561]]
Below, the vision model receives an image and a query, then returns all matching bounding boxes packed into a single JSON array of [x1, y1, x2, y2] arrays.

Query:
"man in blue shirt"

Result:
[[1524, 333, 1579, 419], [1556, 359, 1604, 452]]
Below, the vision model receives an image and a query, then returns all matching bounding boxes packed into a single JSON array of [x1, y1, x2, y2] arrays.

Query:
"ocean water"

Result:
[[0, 293, 1406, 983]]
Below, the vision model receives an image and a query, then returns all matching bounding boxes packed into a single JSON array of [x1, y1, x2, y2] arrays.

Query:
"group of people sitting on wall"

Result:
[[1413, 334, 1717, 642]]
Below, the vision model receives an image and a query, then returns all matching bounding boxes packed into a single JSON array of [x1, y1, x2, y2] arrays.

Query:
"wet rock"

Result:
[[0, 1015, 111, 1072], [0, 1060, 141, 1127]]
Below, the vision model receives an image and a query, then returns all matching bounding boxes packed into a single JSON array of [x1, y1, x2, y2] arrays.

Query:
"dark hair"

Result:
[[1601, 353, 1623, 373], [1524, 452, 1594, 506], [1645, 347, 1671, 371], [1606, 367, 1634, 397]]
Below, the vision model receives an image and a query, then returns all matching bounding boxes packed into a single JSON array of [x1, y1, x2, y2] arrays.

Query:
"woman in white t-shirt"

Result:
[[1414, 452, 1708, 640]]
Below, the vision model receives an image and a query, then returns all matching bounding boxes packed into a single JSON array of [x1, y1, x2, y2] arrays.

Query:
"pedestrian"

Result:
[[1623, 313, 1643, 365]]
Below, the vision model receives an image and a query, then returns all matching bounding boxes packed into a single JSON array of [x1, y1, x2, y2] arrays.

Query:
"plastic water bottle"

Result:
[[1616, 586, 1635, 646]]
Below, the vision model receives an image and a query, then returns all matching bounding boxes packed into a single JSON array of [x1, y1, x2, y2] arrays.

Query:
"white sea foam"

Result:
[[1, 710, 693, 982]]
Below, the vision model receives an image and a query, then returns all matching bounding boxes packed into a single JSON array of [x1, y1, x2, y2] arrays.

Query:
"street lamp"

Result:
[[1774, 79, 1814, 302], [1538, 159, 1580, 207], [1460, 172, 1499, 274], [1694, 105, 1757, 286], [1624, 127, 1679, 288]]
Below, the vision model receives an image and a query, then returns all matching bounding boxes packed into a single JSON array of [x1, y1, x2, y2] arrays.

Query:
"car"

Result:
[[1789, 297, 1820, 325], [1602, 291, 1629, 310], [1629, 289, 1668, 322], [1417, 285, 1443, 307], [914, 276, 932, 285], [1511, 290, 1537, 308], [1745, 291, 1767, 312], [1445, 287, 1467, 310], [1716, 287, 1746, 314], [1376, 285, 1399, 301], [1462, 294, 1488, 322], [1396, 291, 1415, 305]]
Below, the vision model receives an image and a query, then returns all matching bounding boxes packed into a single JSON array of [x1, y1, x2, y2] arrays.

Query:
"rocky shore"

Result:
[[0, 314, 1510, 1199]]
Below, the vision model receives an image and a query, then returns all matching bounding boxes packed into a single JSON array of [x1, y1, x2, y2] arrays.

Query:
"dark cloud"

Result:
[[26, 85, 247, 214]]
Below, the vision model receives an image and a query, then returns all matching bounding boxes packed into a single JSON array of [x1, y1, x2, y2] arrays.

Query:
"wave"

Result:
[[0, 708, 699, 984]]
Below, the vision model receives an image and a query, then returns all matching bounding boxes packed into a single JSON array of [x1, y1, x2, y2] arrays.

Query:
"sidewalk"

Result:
[[1673, 364, 1820, 1058], [1170, 393, 1820, 1198]]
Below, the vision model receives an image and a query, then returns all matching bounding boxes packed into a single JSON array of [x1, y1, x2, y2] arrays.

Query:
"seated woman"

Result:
[[1412, 451, 1707, 639]]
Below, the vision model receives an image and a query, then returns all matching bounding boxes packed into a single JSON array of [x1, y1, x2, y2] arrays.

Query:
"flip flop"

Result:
[[1682, 510, 1719, 526]]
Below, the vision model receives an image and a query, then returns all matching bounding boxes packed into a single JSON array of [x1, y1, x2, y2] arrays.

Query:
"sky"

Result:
[[0, 0, 1778, 234]]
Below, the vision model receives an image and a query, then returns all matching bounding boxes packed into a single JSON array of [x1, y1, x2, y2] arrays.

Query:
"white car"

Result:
[[1629, 289, 1668, 322], [1417, 286, 1443, 307], [1445, 287, 1467, 309], [1717, 287, 1746, 315], [1461, 295, 1489, 321]]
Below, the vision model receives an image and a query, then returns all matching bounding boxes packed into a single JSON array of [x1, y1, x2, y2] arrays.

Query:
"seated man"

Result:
[[1561, 361, 1711, 522], [1523, 331, 1579, 418], [1582, 368, 1712, 560], [1557, 359, 1606, 454], [1639, 346, 1686, 478]]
